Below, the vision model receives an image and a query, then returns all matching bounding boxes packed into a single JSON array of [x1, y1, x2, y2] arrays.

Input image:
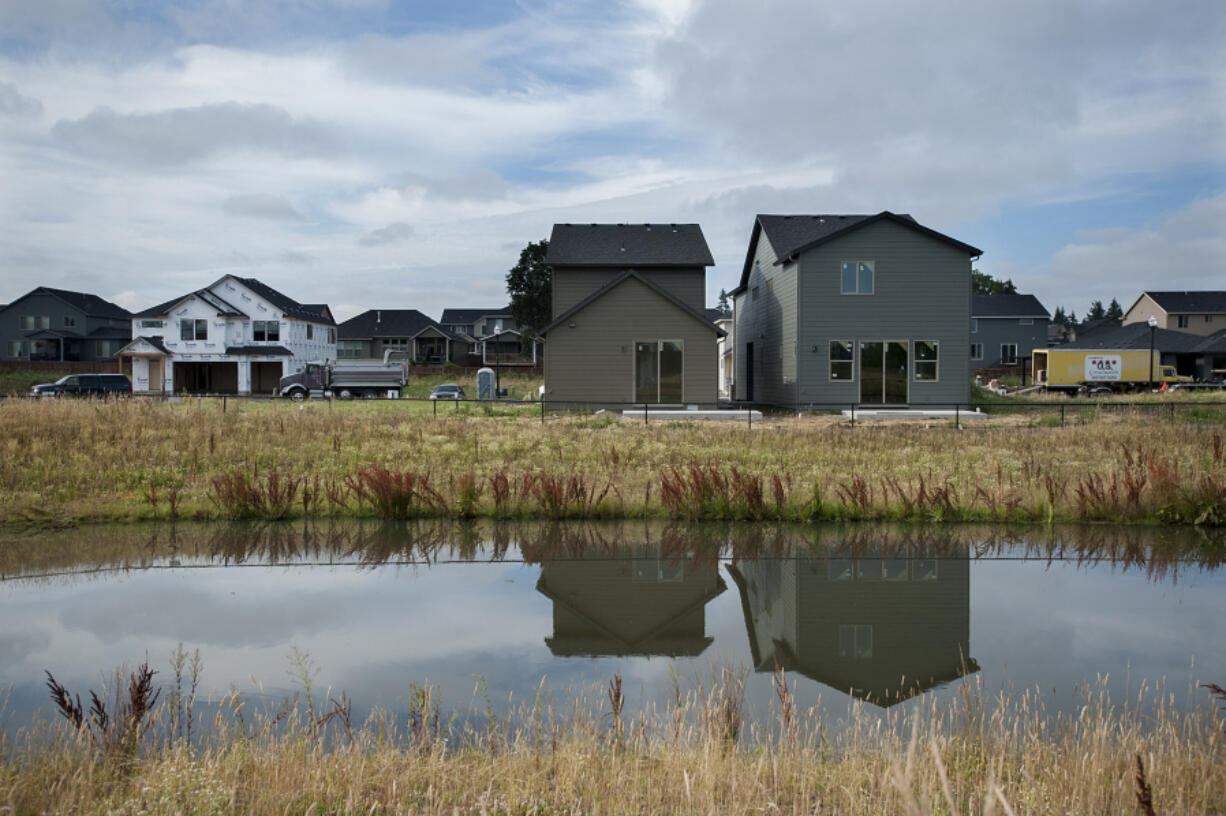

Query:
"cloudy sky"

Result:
[[0, 0, 1222, 322]]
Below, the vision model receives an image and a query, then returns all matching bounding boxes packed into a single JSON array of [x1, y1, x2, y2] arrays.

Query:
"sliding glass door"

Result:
[[634, 340, 684, 403], [859, 341, 908, 405]]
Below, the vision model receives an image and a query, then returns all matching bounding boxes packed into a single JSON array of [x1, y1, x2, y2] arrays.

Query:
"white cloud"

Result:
[[222, 193, 305, 221], [0, 81, 42, 117], [358, 222, 414, 246]]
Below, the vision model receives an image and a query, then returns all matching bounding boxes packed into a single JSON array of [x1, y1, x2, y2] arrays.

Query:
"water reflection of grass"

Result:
[[2, 398, 1226, 528], [3, 519, 1223, 586], [3, 663, 1223, 814]]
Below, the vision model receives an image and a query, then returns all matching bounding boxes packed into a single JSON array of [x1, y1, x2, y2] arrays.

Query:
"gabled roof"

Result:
[[230, 277, 335, 325], [440, 306, 512, 326], [546, 223, 714, 268], [134, 288, 247, 319], [1129, 291, 1226, 315], [733, 211, 982, 295], [117, 336, 172, 356], [972, 294, 1050, 319], [338, 309, 460, 341], [3, 286, 131, 320], [540, 270, 725, 337]]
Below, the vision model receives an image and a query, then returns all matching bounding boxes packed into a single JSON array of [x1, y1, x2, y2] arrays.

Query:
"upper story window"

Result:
[[327, 327, 336, 343], [253, 320, 279, 342], [1018, 318, 1033, 325], [180, 319, 208, 341], [140, 319, 163, 329], [1206, 315, 1214, 324], [306, 324, 314, 340], [971, 318, 978, 334], [1177, 315, 1190, 328], [841, 261, 874, 295], [19, 315, 49, 330], [63, 316, 76, 328]]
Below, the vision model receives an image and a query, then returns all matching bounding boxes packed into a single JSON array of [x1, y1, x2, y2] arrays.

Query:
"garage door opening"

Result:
[[251, 361, 284, 395], [173, 362, 238, 394]]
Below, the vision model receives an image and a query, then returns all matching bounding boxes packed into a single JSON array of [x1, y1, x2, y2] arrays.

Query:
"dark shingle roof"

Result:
[[5, 286, 131, 320], [734, 211, 982, 294], [225, 345, 293, 356], [1063, 324, 1213, 354], [972, 294, 1050, 319], [705, 307, 731, 323], [338, 310, 459, 341], [545, 224, 714, 268], [440, 307, 512, 326], [232, 277, 335, 325], [1142, 291, 1226, 314], [134, 289, 247, 319]]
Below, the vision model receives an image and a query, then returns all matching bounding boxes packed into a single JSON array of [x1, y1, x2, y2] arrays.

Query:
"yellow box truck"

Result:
[[1032, 349, 1190, 393]]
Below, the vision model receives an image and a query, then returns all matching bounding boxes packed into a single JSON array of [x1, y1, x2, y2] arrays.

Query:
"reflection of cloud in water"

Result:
[[0, 628, 49, 665]]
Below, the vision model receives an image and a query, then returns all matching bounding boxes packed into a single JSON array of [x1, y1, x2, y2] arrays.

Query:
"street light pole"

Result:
[[1147, 315, 1158, 390]]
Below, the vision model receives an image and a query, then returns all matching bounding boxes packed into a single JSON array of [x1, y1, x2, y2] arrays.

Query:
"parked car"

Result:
[[31, 373, 132, 397], [429, 383, 465, 400]]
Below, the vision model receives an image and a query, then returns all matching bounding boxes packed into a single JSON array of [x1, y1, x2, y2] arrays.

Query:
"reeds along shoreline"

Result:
[[0, 398, 1225, 526], [4, 664, 1225, 815]]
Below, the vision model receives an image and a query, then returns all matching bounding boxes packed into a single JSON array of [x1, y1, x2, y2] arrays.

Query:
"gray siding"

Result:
[[544, 276, 718, 406], [733, 232, 796, 402], [971, 317, 1046, 369], [794, 219, 972, 406], [553, 267, 706, 315], [0, 293, 129, 362]]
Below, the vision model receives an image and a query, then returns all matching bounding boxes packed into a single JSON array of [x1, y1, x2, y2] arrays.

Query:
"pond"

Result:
[[2, 520, 1224, 737]]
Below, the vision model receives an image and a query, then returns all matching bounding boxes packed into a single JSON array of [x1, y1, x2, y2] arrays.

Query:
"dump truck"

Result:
[[1031, 349, 1191, 394], [279, 357, 409, 400]]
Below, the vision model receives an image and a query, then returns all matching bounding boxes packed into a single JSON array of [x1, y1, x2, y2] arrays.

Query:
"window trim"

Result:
[[829, 340, 855, 382], [913, 340, 939, 382], [180, 318, 208, 342], [970, 342, 983, 361], [1000, 343, 1018, 366], [840, 260, 875, 295], [632, 338, 685, 403]]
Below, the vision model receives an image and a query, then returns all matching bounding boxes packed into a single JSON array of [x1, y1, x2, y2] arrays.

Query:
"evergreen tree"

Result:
[[1106, 298, 1123, 320], [1066, 309, 1078, 328], [1087, 300, 1106, 320], [717, 288, 730, 313], [1052, 306, 1066, 325], [505, 240, 551, 352]]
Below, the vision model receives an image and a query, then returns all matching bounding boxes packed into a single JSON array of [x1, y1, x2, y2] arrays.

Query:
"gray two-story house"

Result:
[[971, 294, 1050, 370], [0, 287, 131, 362], [731, 212, 981, 407], [540, 223, 722, 407], [337, 309, 464, 363]]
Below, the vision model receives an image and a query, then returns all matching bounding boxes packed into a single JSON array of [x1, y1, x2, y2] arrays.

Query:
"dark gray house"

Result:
[[337, 309, 464, 363], [540, 223, 722, 407], [439, 306, 538, 365], [731, 212, 982, 407], [0, 287, 131, 362], [971, 294, 1050, 370]]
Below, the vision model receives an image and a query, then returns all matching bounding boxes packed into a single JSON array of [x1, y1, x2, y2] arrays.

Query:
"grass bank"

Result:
[[1, 397, 1225, 527], [3, 663, 1223, 815]]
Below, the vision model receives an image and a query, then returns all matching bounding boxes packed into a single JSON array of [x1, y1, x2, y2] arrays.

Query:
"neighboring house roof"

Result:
[[546, 223, 715, 268], [1129, 291, 1226, 315], [1062, 324, 1222, 354], [1073, 317, 1122, 338], [440, 307, 512, 325], [338, 309, 460, 341], [705, 307, 732, 323], [540, 270, 725, 336], [224, 345, 293, 356], [972, 294, 1050, 319], [733, 211, 983, 295], [3, 286, 131, 320]]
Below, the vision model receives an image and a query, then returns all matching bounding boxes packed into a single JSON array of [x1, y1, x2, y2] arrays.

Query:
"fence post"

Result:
[[1061, 404, 1065, 427], [748, 407, 752, 429], [644, 402, 648, 427], [223, 395, 226, 413], [541, 399, 545, 424], [955, 403, 959, 429], [433, 399, 437, 418]]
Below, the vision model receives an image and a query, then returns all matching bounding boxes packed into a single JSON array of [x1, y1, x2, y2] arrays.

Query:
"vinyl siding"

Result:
[[543, 276, 718, 406], [553, 267, 706, 315], [971, 317, 1046, 369], [795, 219, 972, 405], [733, 230, 796, 402]]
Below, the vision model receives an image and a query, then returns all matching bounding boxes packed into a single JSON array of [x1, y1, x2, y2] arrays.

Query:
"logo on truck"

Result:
[[1084, 355, 1122, 381]]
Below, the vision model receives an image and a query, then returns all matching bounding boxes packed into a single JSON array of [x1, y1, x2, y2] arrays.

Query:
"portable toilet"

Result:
[[477, 367, 496, 400]]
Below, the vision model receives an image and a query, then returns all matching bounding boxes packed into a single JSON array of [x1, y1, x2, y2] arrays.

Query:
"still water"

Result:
[[2, 521, 1224, 731]]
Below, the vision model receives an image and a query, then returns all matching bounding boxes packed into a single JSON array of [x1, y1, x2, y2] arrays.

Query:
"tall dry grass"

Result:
[[2, 664, 1223, 815], [1, 397, 1225, 526]]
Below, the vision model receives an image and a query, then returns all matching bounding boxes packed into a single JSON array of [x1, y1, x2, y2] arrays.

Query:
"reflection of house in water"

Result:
[[727, 547, 978, 706], [535, 544, 726, 657]]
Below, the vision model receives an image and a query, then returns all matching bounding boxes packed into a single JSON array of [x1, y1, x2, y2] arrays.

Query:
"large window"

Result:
[[838, 625, 873, 659], [829, 340, 854, 381], [914, 341, 939, 380], [253, 320, 280, 342], [7, 340, 28, 358], [634, 340, 683, 403], [19, 315, 49, 330], [841, 261, 874, 295], [180, 319, 208, 341], [337, 341, 363, 359], [1000, 343, 1018, 365]]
